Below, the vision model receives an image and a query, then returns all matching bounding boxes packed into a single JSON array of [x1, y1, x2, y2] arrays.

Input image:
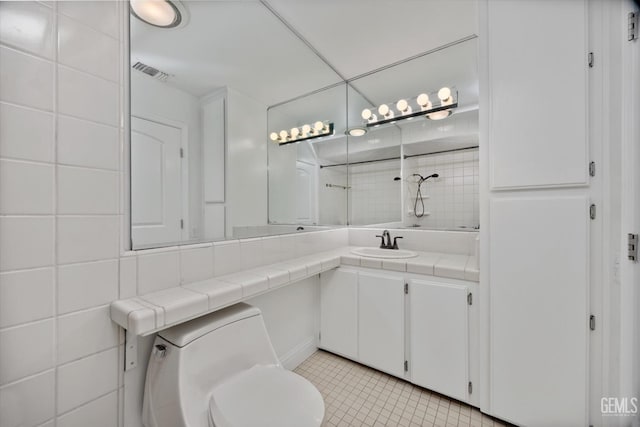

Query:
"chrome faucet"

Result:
[[375, 230, 403, 249]]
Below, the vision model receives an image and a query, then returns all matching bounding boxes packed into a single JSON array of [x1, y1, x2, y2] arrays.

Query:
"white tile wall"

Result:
[[349, 159, 401, 225], [0, 3, 124, 426]]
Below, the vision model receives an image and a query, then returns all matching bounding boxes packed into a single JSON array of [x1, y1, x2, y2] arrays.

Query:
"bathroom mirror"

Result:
[[347, 38, 479, 230], [129, 1, 343, 249]]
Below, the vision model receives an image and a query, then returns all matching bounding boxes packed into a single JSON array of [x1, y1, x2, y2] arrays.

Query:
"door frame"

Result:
[[131, 113, 190, 242]]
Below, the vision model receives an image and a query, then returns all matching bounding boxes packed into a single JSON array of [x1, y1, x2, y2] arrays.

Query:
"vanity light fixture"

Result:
[[130, 0, 183, 28], [362, 86, 458, 127], [269, 121, 334, 145]]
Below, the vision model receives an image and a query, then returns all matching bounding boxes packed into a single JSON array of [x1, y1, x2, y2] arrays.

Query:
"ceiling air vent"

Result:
[[132, 61, 170, 82]]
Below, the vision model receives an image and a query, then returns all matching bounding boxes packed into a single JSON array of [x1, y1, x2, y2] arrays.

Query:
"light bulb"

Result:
[[438, 87, 452, 102], [290, 127, 300, 138], [361, 109, 372, 120], [301, 124, 311, 135], [269, 132, 279, 141], [130, 0, 181, 27], [279, 130, 288, 140], [378, 104, 390, 117], [396, 99, 408, 113], [313, 121, 324, 132], [417, 93, 431, 108]]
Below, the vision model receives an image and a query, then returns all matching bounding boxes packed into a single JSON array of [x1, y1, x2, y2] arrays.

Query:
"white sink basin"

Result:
[[351, 247, 418, 259]]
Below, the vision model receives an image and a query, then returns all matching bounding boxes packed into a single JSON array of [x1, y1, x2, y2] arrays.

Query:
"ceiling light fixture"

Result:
[[347, 127, 367, 137], [269, 121, 335, 145], [362, 86, 458, 126], [130, 0, 182, 28]]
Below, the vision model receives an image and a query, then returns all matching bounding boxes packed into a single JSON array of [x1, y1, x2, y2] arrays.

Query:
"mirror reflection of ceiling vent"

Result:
[[132, 61, 170, 82]]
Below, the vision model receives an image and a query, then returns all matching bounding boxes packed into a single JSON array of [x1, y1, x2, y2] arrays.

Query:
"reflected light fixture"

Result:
[[269, 121, 334, 145], [362, 86, 458, 126], [347, 127, 367, 137], [130, 0, 182, 28]]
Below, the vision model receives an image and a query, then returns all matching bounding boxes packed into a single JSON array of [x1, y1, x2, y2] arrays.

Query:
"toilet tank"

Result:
[[143, 303, 280, 427]]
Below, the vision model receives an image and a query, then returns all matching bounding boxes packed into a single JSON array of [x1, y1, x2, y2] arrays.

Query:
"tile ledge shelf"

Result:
[[110, 246, 479, 336]]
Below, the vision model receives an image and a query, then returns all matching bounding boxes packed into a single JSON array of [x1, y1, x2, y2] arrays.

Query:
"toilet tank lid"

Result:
[[158, 303, 262, 347]]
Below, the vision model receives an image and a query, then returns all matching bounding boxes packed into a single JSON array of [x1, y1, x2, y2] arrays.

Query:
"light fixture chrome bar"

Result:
[[270, 122, 335, 146]]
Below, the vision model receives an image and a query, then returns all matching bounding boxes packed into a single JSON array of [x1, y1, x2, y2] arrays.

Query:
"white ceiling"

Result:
[[130, 0, 478, 106]]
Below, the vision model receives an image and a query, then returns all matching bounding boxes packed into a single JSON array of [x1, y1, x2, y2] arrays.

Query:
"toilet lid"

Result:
[[209, 365, 324, 427]]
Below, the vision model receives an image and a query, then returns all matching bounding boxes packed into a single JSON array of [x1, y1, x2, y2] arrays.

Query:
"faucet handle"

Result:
[[375, 235, 385, 248], [392, 236, 403, 249]]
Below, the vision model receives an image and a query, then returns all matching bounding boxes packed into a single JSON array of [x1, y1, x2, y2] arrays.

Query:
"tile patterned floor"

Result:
[[294, 350, 508, 427]]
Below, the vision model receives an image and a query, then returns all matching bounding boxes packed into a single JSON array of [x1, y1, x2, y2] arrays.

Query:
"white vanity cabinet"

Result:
[[409, 279, 469, 402], [358, 271, 405, 377], [319, 267, 477, 405], [319, 268, 358, 359]]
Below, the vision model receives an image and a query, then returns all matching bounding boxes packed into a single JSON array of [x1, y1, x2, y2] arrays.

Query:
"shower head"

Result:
[[413, 173, 439, 182], [393, 177, 401, 181]]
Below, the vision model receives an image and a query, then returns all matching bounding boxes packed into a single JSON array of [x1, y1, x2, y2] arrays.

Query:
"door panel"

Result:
[[131, 116, 183, 247], [410, 280, 469, 401], [358, 271, 405, 377], [320, 269, 358, 359], [490, 196, 588, 426]]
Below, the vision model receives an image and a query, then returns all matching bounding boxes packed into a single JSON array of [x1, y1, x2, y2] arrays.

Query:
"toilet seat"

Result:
[[209, 364, 324, 427]]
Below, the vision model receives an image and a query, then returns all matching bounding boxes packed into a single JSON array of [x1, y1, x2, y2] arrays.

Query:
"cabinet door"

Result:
[[320, 268, 358, 359], [358, 271, 405, 377], [410, 280, 469, 402]]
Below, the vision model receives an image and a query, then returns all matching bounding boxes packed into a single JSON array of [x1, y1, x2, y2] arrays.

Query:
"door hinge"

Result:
[[404, 283, 409, 294], [590, 204, 596, 220], [180, 148, 184, 158], [589, 161, 596, 177], [590, 315, 596, 331], [588, 52, 594, 68], [628, 233, 638, 262], [468, 382, 473, 394], [629, 12, 638, 41], [404, 360, 409, 372], [467, 292, 473, 305], [180, 219, 184, 229]]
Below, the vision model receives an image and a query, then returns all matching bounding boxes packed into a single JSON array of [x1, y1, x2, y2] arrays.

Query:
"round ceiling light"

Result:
[[131, 0, 182, 28], [426, 110, 453, 120], [347, 127, 367, 137]]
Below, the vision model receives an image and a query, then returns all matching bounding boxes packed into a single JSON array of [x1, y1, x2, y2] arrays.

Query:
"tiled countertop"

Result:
[[110, 247, 479, 335]]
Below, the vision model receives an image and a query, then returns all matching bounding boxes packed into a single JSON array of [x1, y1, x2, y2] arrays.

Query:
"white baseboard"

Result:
[[280, 336, 317, 370]]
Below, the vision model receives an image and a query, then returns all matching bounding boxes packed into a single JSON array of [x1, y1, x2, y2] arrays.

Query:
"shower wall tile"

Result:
[[58, 65, 119, 126]]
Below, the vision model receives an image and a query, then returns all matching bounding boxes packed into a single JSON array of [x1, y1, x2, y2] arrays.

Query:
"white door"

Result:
[[358, 271, 405, 377], [409, 280, 469, 402], [296, 161, 317, 224], [131, 116, 183, 247], [319, 269, 358, 359]]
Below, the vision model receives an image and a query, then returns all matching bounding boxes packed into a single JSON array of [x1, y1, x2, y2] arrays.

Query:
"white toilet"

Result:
[[142, 303, 325, 427]]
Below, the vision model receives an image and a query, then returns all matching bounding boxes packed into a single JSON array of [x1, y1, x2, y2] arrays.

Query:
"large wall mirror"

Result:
[[129, 1, 478, 249]]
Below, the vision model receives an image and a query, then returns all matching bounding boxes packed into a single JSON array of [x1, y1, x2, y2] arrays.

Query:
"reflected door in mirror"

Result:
[[131, 116, 184, 247]]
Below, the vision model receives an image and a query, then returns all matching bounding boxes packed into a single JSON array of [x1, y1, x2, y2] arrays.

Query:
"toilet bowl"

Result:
[[142, 303, 324, 427]]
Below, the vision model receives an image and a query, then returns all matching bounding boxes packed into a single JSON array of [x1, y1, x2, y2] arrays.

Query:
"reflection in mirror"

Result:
[[347, 38, 479, 230], [129, 1, 343, 249], [268, 84, 348, 226]]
